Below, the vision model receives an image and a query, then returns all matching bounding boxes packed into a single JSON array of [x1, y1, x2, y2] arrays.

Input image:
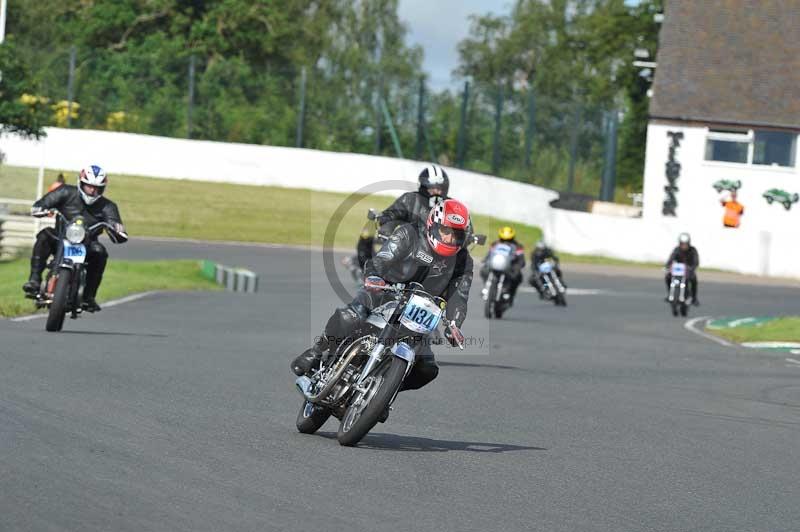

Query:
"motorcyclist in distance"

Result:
[[665, 232, 700, 306], [480, 226, 525, 305]]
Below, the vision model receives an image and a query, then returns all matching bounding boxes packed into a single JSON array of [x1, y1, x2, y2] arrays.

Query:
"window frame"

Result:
[[704, 127, 798, 169]]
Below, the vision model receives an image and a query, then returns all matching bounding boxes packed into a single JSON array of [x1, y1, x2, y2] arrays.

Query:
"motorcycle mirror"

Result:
[[367, 209, 379, 221], [474, 234, 487, 246]]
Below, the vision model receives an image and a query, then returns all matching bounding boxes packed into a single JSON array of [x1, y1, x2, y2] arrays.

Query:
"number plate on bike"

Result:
[[64, 243, 87, 263], [400, 294, 443, 334]]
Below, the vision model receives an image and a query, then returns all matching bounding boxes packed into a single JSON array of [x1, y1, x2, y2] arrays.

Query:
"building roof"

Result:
[[650, 0, 800, 130]]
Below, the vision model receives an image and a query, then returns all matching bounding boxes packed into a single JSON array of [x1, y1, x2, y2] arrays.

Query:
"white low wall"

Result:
[[545, 208, 795, 278], [0, 128, 558, 229]]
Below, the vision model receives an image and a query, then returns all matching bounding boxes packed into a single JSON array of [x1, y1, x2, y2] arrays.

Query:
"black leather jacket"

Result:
[[33, 184, 128, 243], [532, 247, 558, 267], [666, 246, 699, 270], [364, 222, 473, 327], [378, 191, 446, 228]]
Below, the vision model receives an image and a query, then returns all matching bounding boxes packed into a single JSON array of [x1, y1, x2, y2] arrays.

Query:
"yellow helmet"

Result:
[[498, 226, 515, 240]]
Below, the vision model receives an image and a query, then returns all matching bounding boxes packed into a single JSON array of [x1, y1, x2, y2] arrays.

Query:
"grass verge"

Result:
[[1, 165, 541, 249], [0, 257, 221, 318], [706, 317, 800, 343]]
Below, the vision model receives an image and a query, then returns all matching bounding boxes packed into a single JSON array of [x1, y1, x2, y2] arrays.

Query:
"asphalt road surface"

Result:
[[2, 239, 799, 532]]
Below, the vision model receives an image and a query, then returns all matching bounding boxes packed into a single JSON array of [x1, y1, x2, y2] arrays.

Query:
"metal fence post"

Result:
[[600, 110, 619, 201], [187, 54, 195, 139], [66, 46, 76, 127], [524, 87, 536, 168], [491, 84, 504, 175], [455, 81, 470, 168], [295, 66, 306, 148], [415, 77, 425, 160], [567, 104, 582, 193], [380, 98, 404, 159]]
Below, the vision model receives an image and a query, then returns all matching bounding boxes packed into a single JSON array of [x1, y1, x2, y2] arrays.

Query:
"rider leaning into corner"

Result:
[[293, 199, 474, 394], [480, 226, 526, 304], [354, 164, 451, 270], [664, 232, 700, 306], [22, 165, 129, 312], [529, 240, 565, 296]]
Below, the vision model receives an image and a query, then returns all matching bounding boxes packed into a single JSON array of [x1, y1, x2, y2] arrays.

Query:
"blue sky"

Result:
[[398, 0, 642, 90]]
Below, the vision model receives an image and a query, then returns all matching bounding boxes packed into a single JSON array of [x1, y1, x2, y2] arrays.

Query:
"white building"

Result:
[[642, 0, 800, 233]]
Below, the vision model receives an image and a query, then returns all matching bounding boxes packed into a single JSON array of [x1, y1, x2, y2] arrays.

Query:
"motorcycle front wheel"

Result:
[[337, 356, 408, 447], [296, 401, 331, 434], [46, 269, 72, 332]]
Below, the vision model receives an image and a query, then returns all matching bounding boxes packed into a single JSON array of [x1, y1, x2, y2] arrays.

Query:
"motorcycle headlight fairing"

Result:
[[66, 222, 86, 244]]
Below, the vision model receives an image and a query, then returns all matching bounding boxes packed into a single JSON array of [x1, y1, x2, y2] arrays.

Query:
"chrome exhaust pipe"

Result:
[[295, 376, 313, 399]]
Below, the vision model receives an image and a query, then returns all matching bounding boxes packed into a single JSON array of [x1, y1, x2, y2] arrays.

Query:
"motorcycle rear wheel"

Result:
[[337, 356, 407, 447]]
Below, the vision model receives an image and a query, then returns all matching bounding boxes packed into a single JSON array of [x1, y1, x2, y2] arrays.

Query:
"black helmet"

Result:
[[418, 164, 449, 198]]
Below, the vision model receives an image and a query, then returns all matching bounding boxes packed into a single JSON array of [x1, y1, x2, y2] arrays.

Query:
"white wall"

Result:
[[0, 127, 558, 229]]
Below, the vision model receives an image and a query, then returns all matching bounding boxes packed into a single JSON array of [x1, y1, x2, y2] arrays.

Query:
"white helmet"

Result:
[[418, 164, 449, 198], [678, 232, 691, 245], [78, 165, 108, 205]]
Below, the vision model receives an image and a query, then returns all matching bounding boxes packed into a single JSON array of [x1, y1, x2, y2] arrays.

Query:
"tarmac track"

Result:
[[1, 239, 799, 532]]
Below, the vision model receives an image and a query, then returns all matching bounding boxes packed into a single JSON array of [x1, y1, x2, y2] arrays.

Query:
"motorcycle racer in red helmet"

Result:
[[291, 199, 474, 398]]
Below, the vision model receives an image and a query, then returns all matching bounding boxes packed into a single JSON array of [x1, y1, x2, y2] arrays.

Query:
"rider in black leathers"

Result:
[[665, 232, 700, 305], [353, 164, 451, 270], [293, 199, 473, 393], [480, 226, 526, 305], [22, 166, 128, 312], [529, 240, 564, 297]]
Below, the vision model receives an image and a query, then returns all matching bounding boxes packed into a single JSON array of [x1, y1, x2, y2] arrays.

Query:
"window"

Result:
[[705, 128, 798, 167], [753, 131, 796, 167]]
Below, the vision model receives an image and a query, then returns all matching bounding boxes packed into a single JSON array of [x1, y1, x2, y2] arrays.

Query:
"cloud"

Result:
[[398, 0, 512, 90]]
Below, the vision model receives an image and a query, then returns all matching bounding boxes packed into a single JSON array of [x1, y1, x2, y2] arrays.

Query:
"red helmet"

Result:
[[426, 199, 470, 257]]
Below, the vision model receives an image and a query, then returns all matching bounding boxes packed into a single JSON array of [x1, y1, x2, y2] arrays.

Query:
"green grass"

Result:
[[0, 257, 221, 318], [1, 165, 541, 249], [707, 317, 800, 344]]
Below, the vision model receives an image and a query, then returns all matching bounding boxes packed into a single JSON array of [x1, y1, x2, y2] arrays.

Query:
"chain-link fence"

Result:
[[23, 47, 621, 201]]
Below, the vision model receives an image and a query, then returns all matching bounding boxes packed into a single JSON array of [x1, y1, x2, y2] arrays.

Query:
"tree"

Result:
[[0, 39, 48, 138]]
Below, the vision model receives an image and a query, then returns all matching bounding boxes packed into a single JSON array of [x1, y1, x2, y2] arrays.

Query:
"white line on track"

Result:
[[519, 287, 607, 296], [785, 358, 800, 366], [683, 316, 734, 347], [10, 291, 159, 322]]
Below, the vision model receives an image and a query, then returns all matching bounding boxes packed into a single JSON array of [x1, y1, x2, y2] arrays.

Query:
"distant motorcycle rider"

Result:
[[529, 240, 564, 297], [293, 199, 474, 394], [480, 226, 525, 304], [665, 232, 699, 306], [22, 165, 128, 312], [352, 164, 451, 270]]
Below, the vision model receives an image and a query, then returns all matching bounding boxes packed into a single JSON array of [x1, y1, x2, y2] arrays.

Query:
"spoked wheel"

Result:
[[296, 401, 331, 434], [679, 303, 688, 317], [337, 356, 407, 447], [484, 281, 497, 319], [670, 301, 679, 317], [555, 293, 567, 307]]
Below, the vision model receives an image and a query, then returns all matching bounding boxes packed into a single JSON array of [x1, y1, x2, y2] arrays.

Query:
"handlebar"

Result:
[[32, 209, 115, 233]]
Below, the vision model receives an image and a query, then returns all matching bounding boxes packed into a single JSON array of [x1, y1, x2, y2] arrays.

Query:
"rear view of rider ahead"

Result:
[[480, 226, 526, 305], [293, 199, 474, 393], [23, 165, 128, 312]]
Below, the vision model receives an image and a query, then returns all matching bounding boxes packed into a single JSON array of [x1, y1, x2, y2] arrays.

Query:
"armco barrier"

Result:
[[201, 260, 258, 293]]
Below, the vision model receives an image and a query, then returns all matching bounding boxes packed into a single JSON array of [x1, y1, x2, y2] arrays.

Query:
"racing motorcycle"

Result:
[[482, 243, 516, 319], [536, 259, 567, 306], [667, 262, 689, 317], [27, 211, 114, 332], [293, 281, 465, 447]]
